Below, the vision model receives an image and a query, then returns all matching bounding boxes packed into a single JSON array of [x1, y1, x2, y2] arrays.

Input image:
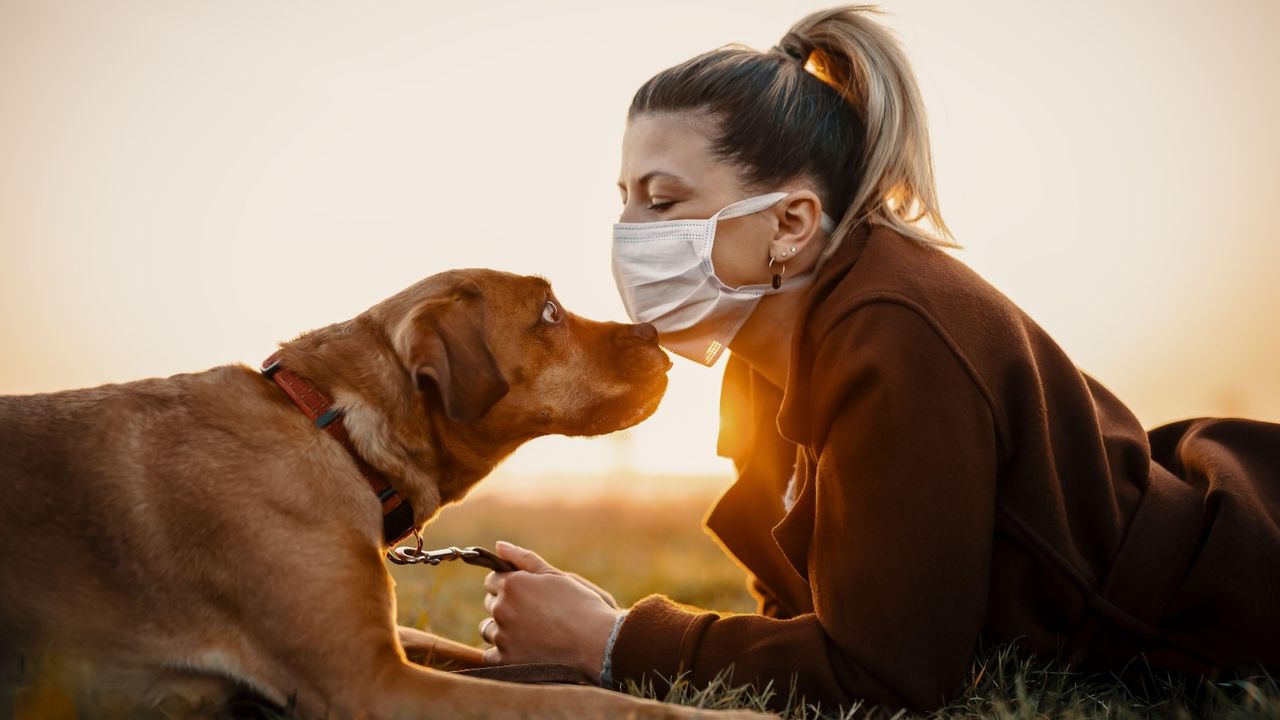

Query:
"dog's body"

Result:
[[0, 270, 758, 718]]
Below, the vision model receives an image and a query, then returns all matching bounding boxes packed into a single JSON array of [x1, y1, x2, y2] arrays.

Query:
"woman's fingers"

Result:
[[483, 570, 505, 595], [477, 568, 620, 678], [477, 544, 622, 675], [482, 646, 502, 666], [494, 540, 555, 573]]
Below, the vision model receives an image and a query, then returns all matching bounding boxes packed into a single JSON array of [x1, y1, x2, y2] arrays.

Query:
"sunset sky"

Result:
[[2, 1, 1276, 495]]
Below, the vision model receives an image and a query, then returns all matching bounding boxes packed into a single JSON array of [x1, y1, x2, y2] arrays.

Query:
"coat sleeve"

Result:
[[609, 302, 1000, 713]]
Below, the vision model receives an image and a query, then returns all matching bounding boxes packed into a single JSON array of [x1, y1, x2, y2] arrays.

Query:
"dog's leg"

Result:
[[281, 602, 764, 718], [396, 626, 485, 670]]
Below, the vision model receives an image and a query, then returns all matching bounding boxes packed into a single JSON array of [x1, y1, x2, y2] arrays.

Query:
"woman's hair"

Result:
[[628, 4, 959, 256]]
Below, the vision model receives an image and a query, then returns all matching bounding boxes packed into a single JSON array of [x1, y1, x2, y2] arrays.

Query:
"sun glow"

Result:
[[1, 2, 1276, 497]]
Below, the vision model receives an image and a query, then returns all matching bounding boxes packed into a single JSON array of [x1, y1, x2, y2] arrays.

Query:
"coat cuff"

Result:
[[609, 594, 718, 692]]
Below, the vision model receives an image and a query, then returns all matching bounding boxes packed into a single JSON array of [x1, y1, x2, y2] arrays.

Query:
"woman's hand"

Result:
[[563, 570, 619, 609], [480, 540, 622, 682]]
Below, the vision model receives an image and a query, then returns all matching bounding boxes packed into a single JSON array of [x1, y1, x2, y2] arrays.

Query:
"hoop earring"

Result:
[[769, 257, 786, 290]]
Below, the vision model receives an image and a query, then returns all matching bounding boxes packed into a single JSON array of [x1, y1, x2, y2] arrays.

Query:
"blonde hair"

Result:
[[629, 4, 960, 257]]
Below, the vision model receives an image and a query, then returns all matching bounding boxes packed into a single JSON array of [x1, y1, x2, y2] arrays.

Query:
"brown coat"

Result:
[[609, 221, 1280, 713]]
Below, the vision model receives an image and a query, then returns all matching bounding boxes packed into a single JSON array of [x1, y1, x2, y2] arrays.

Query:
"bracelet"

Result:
[[599, 610, 628, 688]]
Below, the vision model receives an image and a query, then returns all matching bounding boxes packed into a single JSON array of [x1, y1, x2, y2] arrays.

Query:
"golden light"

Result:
[[0, 2, 1276, 499]]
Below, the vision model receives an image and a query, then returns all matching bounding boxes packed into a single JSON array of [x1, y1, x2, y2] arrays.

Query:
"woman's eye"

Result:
[[541, 300, 562, 324], [647, 200, 674, 212]]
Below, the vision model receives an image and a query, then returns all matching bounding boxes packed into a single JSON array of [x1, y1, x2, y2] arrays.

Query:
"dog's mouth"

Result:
[[572, 371, 669, 437], [624, 374, 667, 423]]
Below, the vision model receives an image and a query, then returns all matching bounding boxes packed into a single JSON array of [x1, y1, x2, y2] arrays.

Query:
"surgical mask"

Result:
[[611, 191, 836, 366]]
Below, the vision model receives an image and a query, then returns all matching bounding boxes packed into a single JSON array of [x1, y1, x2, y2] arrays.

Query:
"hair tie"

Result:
[[773, 33, 846, 101]]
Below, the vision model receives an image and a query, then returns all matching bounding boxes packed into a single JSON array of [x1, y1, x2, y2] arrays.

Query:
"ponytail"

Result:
[[629, 4, 959, 257], [783, 5, 959, 254]]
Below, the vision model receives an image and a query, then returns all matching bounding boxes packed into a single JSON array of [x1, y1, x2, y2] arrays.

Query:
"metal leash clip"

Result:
[[387, 531, 517, 572]]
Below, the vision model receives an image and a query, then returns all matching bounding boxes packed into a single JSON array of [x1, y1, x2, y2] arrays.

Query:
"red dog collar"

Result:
[[260, 351, 415, 545]]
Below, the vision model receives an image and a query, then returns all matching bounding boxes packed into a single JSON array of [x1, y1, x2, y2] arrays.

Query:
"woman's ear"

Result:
[[393, 279, 510, 422], [768, 189, 824, 261]]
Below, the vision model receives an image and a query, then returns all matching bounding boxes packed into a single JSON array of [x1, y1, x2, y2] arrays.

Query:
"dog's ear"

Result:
[[395, 279, 509, 422]]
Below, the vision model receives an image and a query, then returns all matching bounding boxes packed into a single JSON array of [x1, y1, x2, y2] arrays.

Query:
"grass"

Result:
[[623, 641, 1280, 719], [215, 639, 1280, 720]]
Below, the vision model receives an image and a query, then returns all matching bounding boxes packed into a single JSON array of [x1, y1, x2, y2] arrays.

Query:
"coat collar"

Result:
[[774, 220, 875, 447], [716, 219, 876, 462], [704, 221, 874, 585]]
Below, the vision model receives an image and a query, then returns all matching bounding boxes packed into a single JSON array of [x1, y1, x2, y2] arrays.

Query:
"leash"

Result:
[[388, 532, 518, 573]]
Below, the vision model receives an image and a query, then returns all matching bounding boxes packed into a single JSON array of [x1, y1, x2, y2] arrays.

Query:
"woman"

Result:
[[476, 5, 1280, 714]]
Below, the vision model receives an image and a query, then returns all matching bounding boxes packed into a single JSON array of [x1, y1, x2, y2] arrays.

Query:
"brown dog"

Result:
[[0, 269, 765, 719]]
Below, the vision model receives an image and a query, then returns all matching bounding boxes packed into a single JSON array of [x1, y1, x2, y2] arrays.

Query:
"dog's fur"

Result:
[[0, 269, 760, 718]]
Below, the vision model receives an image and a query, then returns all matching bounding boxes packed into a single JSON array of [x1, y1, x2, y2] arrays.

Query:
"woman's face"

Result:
[[617, 112, 818, 289]]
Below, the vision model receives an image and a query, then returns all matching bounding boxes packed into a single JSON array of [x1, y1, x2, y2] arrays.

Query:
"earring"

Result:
[[769, 257, 786, 289], [779, 245, 800, 259]]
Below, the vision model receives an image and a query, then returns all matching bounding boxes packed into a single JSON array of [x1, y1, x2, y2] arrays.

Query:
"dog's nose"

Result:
[[628, 322, 658, 344]]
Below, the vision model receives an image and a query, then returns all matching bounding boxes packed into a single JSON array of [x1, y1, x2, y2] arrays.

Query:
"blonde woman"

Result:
[[476, 5, 1280, 714]]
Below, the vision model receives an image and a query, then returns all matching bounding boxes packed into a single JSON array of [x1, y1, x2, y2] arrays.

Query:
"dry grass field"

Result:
[[391, 489, 756, 646]]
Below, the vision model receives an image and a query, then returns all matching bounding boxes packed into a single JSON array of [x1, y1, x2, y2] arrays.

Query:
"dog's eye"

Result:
[[541, 300, 562, 324]]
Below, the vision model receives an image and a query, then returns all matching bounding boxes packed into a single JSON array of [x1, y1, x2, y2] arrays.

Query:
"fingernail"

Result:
[[495, 540, 513, 551]]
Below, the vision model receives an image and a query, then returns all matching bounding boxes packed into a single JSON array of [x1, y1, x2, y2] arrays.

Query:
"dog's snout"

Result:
[[607, 321, 671, 374], [628, 322, 658, 344]]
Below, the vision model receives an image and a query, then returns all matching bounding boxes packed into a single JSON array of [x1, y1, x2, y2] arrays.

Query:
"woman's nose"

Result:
[[617, 200, 650, 224]]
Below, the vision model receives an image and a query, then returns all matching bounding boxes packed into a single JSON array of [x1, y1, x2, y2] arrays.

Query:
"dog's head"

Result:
[[380, 269, 670, 442]]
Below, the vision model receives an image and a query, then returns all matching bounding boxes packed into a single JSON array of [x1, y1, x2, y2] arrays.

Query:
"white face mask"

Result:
[[611, 191, 837, 366]]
